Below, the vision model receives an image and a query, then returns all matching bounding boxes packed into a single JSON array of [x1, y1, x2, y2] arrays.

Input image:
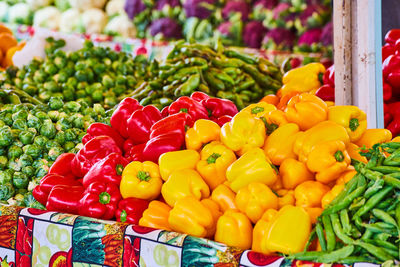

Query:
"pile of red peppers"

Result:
[[32, 92, 238, 222]]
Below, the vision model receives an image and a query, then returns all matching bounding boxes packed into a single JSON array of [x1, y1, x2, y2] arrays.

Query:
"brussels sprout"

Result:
[[11, 129, 21, 140], [34, 135, 49, 147], [62, 87, 75, 101], [27, 114, 41, 130], [91, 90, 103, 102], [48, 97, 64, 110], [0, 126, 13, 147], [63, 141, 75, 151], [45, 140, 59, 151], [102, 75, 114, 88], [44, 63, 58, 75], [36, 111, 49, 121], [39, 119, 56, 138], [35, 165, 49, 178], [0, 183, 15, 201], [7, 160, 21, 172], [64, 101, 81, 113], [12, 110, 28, 121], [32, 158, 49, 169], [93, 63, 106, 75], [2, 113, 12, 126], [22, 144, 42, 159], [7, 145, 23, 159], [19, 128, 37, 145], [77, 132, 86, 142], [54, 56, 67, 69], [22, 166, 35, 177], [33, 70, 47, 83], [0, 156, 7, 170], [0, 169, 13, 184], [44, 80, 59, 92], [13, 140, 23, 148], [54, 131, 66, 146], [22, 84, 38, 96], [38, 90, 52, 102], [113, 85, 126, 96], [64, 128, 78, 142], [75, 70, 88, 82], [0, 120, 5, 128], [13, 172, 29, 189], [48, 147, 64, 161], [23, 192, 45, 209], [12, 119, 28, 130], [48, 110, 60, 121], [19, 154, 33, 167], [0, 148, 6, 156], [55, 117, 72, 131]]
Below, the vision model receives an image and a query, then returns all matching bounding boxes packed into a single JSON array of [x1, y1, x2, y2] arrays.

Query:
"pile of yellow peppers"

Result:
[[118, 64, 398, 257]]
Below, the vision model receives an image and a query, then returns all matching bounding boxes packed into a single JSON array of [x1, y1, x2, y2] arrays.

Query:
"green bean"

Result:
[[372, 209, 398, 227], [316, 245, 354, 264], [354, 186, 393, 218], [325, 173, 360, 207], [303, 228, 316, 252], [364, 239, 398, 251], [322, 215, 336, 251], [287, 251, 324, 261], [322, 184, 366, 215], [330, 214, 354, 244], [370, 166, 400, 174], [315, 223, 327, 251], [354, 241, 394, 262], [339, 210, 352, 235]]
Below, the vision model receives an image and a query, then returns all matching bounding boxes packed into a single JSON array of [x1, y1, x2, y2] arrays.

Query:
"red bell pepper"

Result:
[[126, 105, 162, 145], [167, 96, 209, 126], [383, 44, 395, 61], [149, 112, 190, 139], [71, 136, 121, 177], [385, 29, 400, 45], [387, 114, 400, 137], [115, 197, 150, 224], [79, 182, 122, 220], [387, 70, 400, 95], [82, 123, 125, 149], [48, 153, 76, 179], [142, 131, 185, 162], [33, 173, 81, 205], [161, 106, 169, 118], [46, 185, 85, 214], [191, 91, 210, 102], [215, 115, 233, 127], [110, 97, 142, 138], [383, 81, 393, 101], [322, 65, 335, 87], [125, 143, 146, 162], [82, 152, 129, 187], [382, 55, 400, 79], [190, 92, 238, 120], [315, 84, 335, 102]]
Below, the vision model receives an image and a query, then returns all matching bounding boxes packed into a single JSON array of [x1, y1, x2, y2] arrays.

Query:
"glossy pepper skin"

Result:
[[252, 209, 277, 254], [281, 63, 325, 96], [323, 65, 335, 87], [294, 121, 350, 163], [126, 105, 162, 145], [79, 182, 122, 220], [315, 84, 335, 102], [307, 140, 351, 184], [280, 158, 314, 190], [226, 148, 278, 193], [82, 123, 125, 149], [71, 136, 122, 177], [139, 200, 172, 231], [294, 181, 330, 208], [285, 93, 328, 130], [185, 119, 221, 151], [158, 150, 200, 181], [264, 123, 301, 165], [110, 97, 141, 138], [196, 142, 236, 190], [168, 196, 215, 238], [355, 128, 392, 149], [168, 96, 209, 127], [82, 152, 129, 187], [48, 153, 76, 179], [236, 182, 278, 223], [215, 210, 253, 250], [211, 184, 237, 212], [328, 105, 367, 142], [385, 29, 400, 45], [221, 111, 266, 156], [383, 82, 393, 101], [321, 184, 344, 209], [46, 185, 84, 215], [241, 102, 276, 120], [120, 161, 162, 200], [161, 169, 210, 207], [191, 92, 238, 120], [115, 197, 150, 224]]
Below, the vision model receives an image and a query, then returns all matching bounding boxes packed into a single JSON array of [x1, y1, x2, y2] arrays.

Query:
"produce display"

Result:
[[0, 24, 25, 70]]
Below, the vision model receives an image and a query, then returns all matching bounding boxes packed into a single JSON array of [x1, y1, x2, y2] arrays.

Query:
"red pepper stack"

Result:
[[32, 92, 238, 221]]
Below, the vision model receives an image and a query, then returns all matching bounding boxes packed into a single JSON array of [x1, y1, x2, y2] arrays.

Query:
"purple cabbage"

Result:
[[217, 21, 232, 37], [243, 21, 267, 48], [253, 0, 278, 9], [183, 0, 215, 19], [298, 4, 328, 27], [298, 28, 322, 46], [124, 0, 147, 19], [222, 0, 250, 21], [320, 21, 333, 46], [155, 0, 180, 10], [262, 27, 295, 50], [149, 17, 183, 39]]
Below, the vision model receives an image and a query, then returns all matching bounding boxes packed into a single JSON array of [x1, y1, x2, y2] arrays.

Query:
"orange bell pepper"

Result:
[[260, 94, 279, 106], [280, 158, 314, 189], [185, 119, 221, 151], [355, 129, 392, 150], [211, 184, 237, 212], [139, 200, 172, 231], [294, 181, 330, 208], [304, 207, 323, 224], [201, 198, 222, 237], [321, 184, 345, 208], [276, 189, 295, 208], [335, 168, 357, 185], [252, 209, 278, 254], [346, 143, 367, 163]]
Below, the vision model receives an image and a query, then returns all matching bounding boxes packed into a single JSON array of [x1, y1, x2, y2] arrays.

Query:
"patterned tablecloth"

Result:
[[0, 205, 380, 267]]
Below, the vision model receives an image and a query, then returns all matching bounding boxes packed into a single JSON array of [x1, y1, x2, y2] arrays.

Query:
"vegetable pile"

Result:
[[0, 24, 25, 71], [129, 41, 283, 109]]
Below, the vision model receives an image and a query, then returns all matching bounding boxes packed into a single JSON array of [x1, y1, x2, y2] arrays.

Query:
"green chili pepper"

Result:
[[224, 49, 257, 64], [174, 73, 200, 96]]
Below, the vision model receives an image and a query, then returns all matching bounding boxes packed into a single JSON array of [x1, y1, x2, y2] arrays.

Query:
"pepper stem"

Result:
[[318, 72, 324, 84], [251, 106, 264, 114], [349, 118, 360, 132], [137, 171, 151, 181], [334, 151, 345, 162], [207, 153, 221, 164], [120, 210, 127, 223], [180, 108, 188, 113], [260, 117, 278, 135], [116, 164, 124, 176], [99, 192, 111, 205]]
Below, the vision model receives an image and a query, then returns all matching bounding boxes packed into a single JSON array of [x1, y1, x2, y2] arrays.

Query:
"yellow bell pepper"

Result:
[[281, 63, 326, 96], [211, 184, 237, 212], [271, 175, 283, 191], [185, 119, 221, 151], [158, 150, 200, 181], [326, 101, 335, 107], [285, 93, 328, 130], [355, 129, 392, 150], [392, 136, 400, 142], [120, 161, 163, 200], [220, 111, 266, 155], [161, 169, 209, 207], [335, 168, 357, 185], [253, 205, 311, 254], [196, 141, 236, 190], [241, 102, 277, 119], [215, 209, 253, 250], [235, 182, 278, 223], [226, 148, 278, 192], [201, 198, 222, 237], [168, 196, 215, 238], [139, 201, 172, 231], [280, 158, 314, 189], [294, 121, 350, 162], [306, 140, 351, 184], [276, 189, 295, 208], [328, 105, 367, 142], [321, 184, 345, 208], [294, 181, 330, 208], [264, 123, 301, 165], [305, 207, 323, 224], [265, 110, 288, 128], [252, 209, 278, 254], [347, 143, 367, 163]]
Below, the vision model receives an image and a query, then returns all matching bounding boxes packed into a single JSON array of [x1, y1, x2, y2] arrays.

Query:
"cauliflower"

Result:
[[55, 0, 71, 11], [60, 9, 82, 33], [105, 0, 125, 16], [81, 8, 107, 34], [0, 2, 9, 22], [68, 0, 107, 10], [104, 14, 136, 38], [25, 0, 53, 11], [33, 6, 61, 30], [8, 3, 33, 25]]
